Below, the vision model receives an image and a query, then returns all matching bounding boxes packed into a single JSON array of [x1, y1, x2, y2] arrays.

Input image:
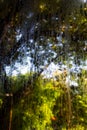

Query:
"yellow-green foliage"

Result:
[[9, 73, 31, 92], [12, 76, 62, 130], [0, 98, 3, 108], [9, 72, 87, 130]]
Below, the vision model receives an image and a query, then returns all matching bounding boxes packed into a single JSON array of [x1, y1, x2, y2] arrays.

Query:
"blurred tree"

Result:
[[0, 0, 86, 92], [0, 1, 87, 130], [0, 0, 35, 92]]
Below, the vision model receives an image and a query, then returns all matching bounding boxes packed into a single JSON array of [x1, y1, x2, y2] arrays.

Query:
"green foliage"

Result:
[[0, 71, 87, 129], [11, 75, 62, 130], [8, 73, 31, 92], [0, 98, 3, 108], [70, 70, 87, 127], [0, 1, 87, 129], [10, 72, 87, 129], [68, 7, 87, 40]]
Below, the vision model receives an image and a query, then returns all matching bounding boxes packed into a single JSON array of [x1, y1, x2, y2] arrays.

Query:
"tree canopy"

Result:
[[0, 1, 87, 129]]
